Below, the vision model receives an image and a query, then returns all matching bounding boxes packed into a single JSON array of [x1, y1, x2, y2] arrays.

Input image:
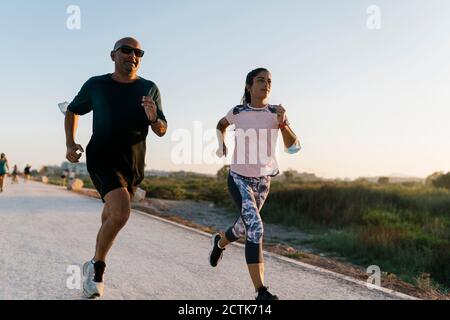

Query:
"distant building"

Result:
[[42, 165, 62, 176], [274, 170, 322, 182], [60, 161, 89, 176], [145, 170, 170, 177], [144, 170, 213, 178], [356, 176, 425, 184]]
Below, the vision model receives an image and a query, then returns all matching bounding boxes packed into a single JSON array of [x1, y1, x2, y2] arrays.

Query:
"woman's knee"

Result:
[[245, 240, 264, 264], [245, 220, 264, 264], [246, 220, 264, 244]]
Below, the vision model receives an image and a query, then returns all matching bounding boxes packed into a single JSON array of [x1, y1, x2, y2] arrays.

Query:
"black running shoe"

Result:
[[209, 233, 225, 267], [255, 286, 279, 300]]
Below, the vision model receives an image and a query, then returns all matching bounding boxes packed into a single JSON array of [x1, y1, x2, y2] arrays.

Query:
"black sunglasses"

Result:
[[114, 45, 145, 58]]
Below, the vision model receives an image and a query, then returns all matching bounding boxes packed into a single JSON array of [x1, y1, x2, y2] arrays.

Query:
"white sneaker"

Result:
[[82, 260, 105, 299]]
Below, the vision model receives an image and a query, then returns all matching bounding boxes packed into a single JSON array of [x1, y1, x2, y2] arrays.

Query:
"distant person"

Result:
[[67, 170, 76, 190], [211, 68, 301, 300], [0, 153, 10, 192], [23, 164, 31, 182], [11, 165, 19, 184], [61, 169, 69, 187], [65, 37, 167, 298]]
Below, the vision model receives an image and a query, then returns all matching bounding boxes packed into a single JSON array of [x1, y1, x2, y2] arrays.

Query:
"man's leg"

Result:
[[94, 187, 131, 262], [81, 189, 130, 298], [0, 175, 4, 191], [94, 201, 110, 257]]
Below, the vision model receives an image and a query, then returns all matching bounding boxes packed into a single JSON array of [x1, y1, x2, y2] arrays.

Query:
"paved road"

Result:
[[0, 179, 415, 300]]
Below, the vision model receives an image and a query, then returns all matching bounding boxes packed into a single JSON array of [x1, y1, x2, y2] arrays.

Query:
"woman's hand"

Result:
[[216, 144, 228, 158], [276, 104, 286, 124]]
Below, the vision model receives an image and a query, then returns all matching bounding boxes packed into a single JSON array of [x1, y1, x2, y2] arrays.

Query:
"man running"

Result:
[[23, 164, 31, 182], [64, 37, 168, 298]]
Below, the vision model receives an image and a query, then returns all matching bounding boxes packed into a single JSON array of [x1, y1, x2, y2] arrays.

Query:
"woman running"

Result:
[[0, 153, 10, 192], [210, 68, 301, 300]]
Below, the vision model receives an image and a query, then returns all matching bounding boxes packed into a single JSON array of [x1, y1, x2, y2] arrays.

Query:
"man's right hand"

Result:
[[66, 143, 84, 163]]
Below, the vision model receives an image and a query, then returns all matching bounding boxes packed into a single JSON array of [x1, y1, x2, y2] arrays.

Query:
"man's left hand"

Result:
[[142, 95, 158, 123]]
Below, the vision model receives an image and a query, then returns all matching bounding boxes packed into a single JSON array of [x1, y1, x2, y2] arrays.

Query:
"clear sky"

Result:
[[0, 0, 449, 179]]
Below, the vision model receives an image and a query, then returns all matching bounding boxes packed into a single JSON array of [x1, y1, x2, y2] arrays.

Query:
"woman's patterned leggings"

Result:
[[225, 170, 271, 264]]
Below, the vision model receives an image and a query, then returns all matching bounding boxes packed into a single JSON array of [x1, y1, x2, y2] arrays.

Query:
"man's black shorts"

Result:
[[89, 168, 138, 203]]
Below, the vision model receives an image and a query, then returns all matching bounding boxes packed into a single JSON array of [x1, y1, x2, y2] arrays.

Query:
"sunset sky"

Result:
[[0, 0, 449, 179]]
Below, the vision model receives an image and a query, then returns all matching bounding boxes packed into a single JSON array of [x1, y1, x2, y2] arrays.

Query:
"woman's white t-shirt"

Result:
[[225, 104, 282, 178]]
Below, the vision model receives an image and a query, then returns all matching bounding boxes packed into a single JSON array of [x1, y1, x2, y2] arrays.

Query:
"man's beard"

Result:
[[122, 63, 137, 75]]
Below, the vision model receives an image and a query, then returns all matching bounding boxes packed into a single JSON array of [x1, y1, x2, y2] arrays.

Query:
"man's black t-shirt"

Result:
[[67, 73, 166, 185]]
